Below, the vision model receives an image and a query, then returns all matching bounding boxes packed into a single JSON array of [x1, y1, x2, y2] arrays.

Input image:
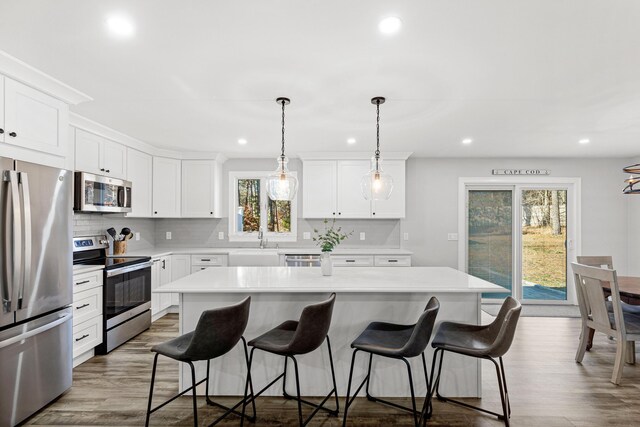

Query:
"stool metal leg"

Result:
[[145, 353, 160, 427], [342, 349, 364, 427], [326, 336, 341, 415], [187, 361, 198, 427], [499, 357, 511, 417]]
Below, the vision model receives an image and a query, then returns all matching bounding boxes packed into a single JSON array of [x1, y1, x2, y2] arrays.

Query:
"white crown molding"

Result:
[[69, 112, 226, 162], [297, 151, 412, 161], [0, 50, 92, 105]]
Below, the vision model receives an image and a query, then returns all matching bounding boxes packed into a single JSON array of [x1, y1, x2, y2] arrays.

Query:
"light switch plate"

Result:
[[218, 232, 224, 240], [360, 232, 366, 241], [403, 232, 409, 241], [447, 233, 458, 241], [303, 232, 311, 240], [135, 232, 140, 241], [166, 231, 172, 240]]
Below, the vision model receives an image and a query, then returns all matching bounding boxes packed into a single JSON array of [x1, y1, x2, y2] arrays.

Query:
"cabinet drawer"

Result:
[[331, 255, 374, 267], [374, 255, 412, 267], [72, 315, 103, 359], [72, 287, 103, 326], [191, 266, 210, 274], [73, 270, 103, 293], [191, 255, 225, 266]]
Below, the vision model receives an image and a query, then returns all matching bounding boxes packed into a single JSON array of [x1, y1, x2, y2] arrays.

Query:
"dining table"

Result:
[[586, 276, 640, 350]]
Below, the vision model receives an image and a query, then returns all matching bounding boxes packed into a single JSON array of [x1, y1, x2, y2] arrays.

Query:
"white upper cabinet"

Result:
[[0, 76, 4, 143], [74, 129, 127, 179], [181, 160, 221, 217], [3, 77, 69, 157], [126, 148, 153, 217], [371, 160, 406, 218], [153, 156, 181, 217], [301, 157, 407, 219], [303, 161, 337, 218], [336, 160, 372, 218]]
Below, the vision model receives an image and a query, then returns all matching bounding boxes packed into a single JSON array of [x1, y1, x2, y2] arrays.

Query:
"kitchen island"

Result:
[[155, 266, 505, 398]]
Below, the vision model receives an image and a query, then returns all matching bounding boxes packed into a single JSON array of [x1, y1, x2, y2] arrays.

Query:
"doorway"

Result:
[[459, 178, 580, 305]]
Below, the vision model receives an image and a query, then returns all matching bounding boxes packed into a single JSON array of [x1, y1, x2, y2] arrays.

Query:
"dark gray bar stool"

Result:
[[145, 296, 255, 427], [241, 293, 339, 427], [342, 296, 440, 427], [425, 296, 521, 427]]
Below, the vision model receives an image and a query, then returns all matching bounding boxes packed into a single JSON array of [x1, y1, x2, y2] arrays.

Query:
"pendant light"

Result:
[[266, 97, 298, 201], [361, 96, 393, 200], [623, 164, 640, 194]]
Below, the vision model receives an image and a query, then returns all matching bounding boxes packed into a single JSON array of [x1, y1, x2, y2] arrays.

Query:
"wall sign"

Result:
[[492, 169, 550, 176]]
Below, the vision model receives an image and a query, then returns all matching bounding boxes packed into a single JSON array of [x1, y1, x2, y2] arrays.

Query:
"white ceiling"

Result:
[[1, 0, 640, 158]]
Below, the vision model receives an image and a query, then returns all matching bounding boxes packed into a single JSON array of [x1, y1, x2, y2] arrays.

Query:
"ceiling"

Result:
[[1, 0, 640, 158]]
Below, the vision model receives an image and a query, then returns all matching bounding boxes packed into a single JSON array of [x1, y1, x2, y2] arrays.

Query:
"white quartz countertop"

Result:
[[155, 266, 505, 294], [72, 264, 104, 275], [125, 246, 413, 258]]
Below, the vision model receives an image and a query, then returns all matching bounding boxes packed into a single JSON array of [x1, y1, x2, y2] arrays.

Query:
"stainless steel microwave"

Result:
[[74, 172, 132, 213]]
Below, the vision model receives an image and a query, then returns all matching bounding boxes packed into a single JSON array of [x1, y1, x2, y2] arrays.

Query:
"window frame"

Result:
[[228, 171, 298, 242]]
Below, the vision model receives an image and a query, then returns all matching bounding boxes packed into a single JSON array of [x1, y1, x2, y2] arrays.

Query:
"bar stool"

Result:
[[145, 296, 256, 427], [342, 296, 440, 427], [241, 293, 339, 427], [425, 296, 521, 427]]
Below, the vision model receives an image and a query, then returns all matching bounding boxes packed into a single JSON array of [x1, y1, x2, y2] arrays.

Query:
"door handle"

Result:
[[18, 172, 32, 310], [0, 312, 72, 349], [3, 171, 22, 314]]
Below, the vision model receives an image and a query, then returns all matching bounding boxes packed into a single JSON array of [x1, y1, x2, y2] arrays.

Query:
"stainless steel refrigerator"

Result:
[[1, 158, 73, 426]]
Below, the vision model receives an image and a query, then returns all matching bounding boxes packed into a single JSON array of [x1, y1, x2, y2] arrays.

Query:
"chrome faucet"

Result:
[[258, 228, 268, 249]]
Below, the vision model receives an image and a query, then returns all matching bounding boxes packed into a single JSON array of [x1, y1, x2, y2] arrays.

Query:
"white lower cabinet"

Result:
[[374, 255, 412, 267], [151, 255, 173, 320], [72, 268, 104, 367], [331, 255, 374, 267], [171, 254, 191, 305]]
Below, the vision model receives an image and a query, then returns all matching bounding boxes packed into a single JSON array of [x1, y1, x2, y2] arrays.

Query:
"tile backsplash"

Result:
[[73, 214, 401, 250]]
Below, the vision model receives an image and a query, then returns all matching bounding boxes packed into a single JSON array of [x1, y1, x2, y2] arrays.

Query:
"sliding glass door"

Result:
[[466, 184, 574, 304]]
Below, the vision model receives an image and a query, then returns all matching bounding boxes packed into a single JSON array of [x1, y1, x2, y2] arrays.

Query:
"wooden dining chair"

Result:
[[576, 256, 613, 269], [571, 262, 640, 384]]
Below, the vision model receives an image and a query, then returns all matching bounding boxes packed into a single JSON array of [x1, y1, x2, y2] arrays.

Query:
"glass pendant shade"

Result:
[[361, 157, 393, 200], [267, 156, 298, 201]]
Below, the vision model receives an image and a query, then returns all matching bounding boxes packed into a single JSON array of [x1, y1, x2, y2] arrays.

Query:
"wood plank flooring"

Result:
[[25, 313, 640, 426]]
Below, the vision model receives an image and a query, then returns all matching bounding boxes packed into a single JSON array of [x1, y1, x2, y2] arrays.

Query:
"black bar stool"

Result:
[[145, 296, 256, 427], [425, 296, 521, 427], [342, 296, 440, 427], [241, 293, 339, 427]]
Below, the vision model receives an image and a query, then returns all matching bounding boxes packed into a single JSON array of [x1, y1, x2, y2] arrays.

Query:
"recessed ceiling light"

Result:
[[238, 138, 248, 145], [579, 138, 590, 144], [106, 14, 135, 38], [378, 16, 402, 35], [347, 138, 357, 144], [462, 138, 473, 145]]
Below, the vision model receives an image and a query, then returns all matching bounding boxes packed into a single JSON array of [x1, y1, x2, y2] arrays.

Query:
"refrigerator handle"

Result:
[[2, 171, 22, 313], [0, 311, 72, 350], [18, 172, 32, 309]]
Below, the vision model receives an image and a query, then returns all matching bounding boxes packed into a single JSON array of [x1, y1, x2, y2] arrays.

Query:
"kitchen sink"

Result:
[[228, 249, 281, 266]]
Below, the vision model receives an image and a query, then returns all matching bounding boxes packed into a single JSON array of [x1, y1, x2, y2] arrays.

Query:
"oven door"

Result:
[[104, 264, 151, 329], [74, 172, 132, 213]]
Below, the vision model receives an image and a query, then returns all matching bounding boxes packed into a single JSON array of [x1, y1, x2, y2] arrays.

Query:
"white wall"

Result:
[[627, 156, 640, 276], [402, 157, 632, 274]]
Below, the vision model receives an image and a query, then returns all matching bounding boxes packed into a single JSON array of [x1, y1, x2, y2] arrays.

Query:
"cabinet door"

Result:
[[371, 160, 406, 218], [171, 254, 191, 306], [152, 157, 181, 217], [151, 259, 160, 316], [102, 139, 126, 179], [126, 148, 153, 217], [0, 76, 4, 143], [336, 160, 371, 218], [4, 78, 68, 157], [74, 129, 102, 174], [182, 160, 216, 217], [302, 161, 337, 218], [159, 257, 172, 310]]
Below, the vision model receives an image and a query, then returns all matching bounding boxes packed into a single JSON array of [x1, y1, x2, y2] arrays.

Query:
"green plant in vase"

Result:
[[313, 218, 353, 252]]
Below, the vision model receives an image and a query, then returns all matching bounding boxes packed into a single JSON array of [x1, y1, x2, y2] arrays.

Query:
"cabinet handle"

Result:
[[100, 168, 105, 172], [105, 169, 110, 173], [75, 280, 90, 285], [346, 259, 356, 263], [338, 212, 342, 215], [0, 128, 4, 134], [75, 334, 90, 342], [372, 212, 376, 215], [75, 303, 90, 310], [388, 259, 398, 263], [162, 260, 166, 269], [201, 258, 211, 262], [154, 211, 158, 214], [9, 132, 17, 137], [332, 212, 335, 215], [210, 212, 213, 215]]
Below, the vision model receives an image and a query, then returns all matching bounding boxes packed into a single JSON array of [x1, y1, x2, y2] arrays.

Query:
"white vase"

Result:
[[321, 252, 333, 276]]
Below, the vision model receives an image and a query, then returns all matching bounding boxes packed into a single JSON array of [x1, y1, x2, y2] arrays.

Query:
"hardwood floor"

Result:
[[25, 313, 640, 426]]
